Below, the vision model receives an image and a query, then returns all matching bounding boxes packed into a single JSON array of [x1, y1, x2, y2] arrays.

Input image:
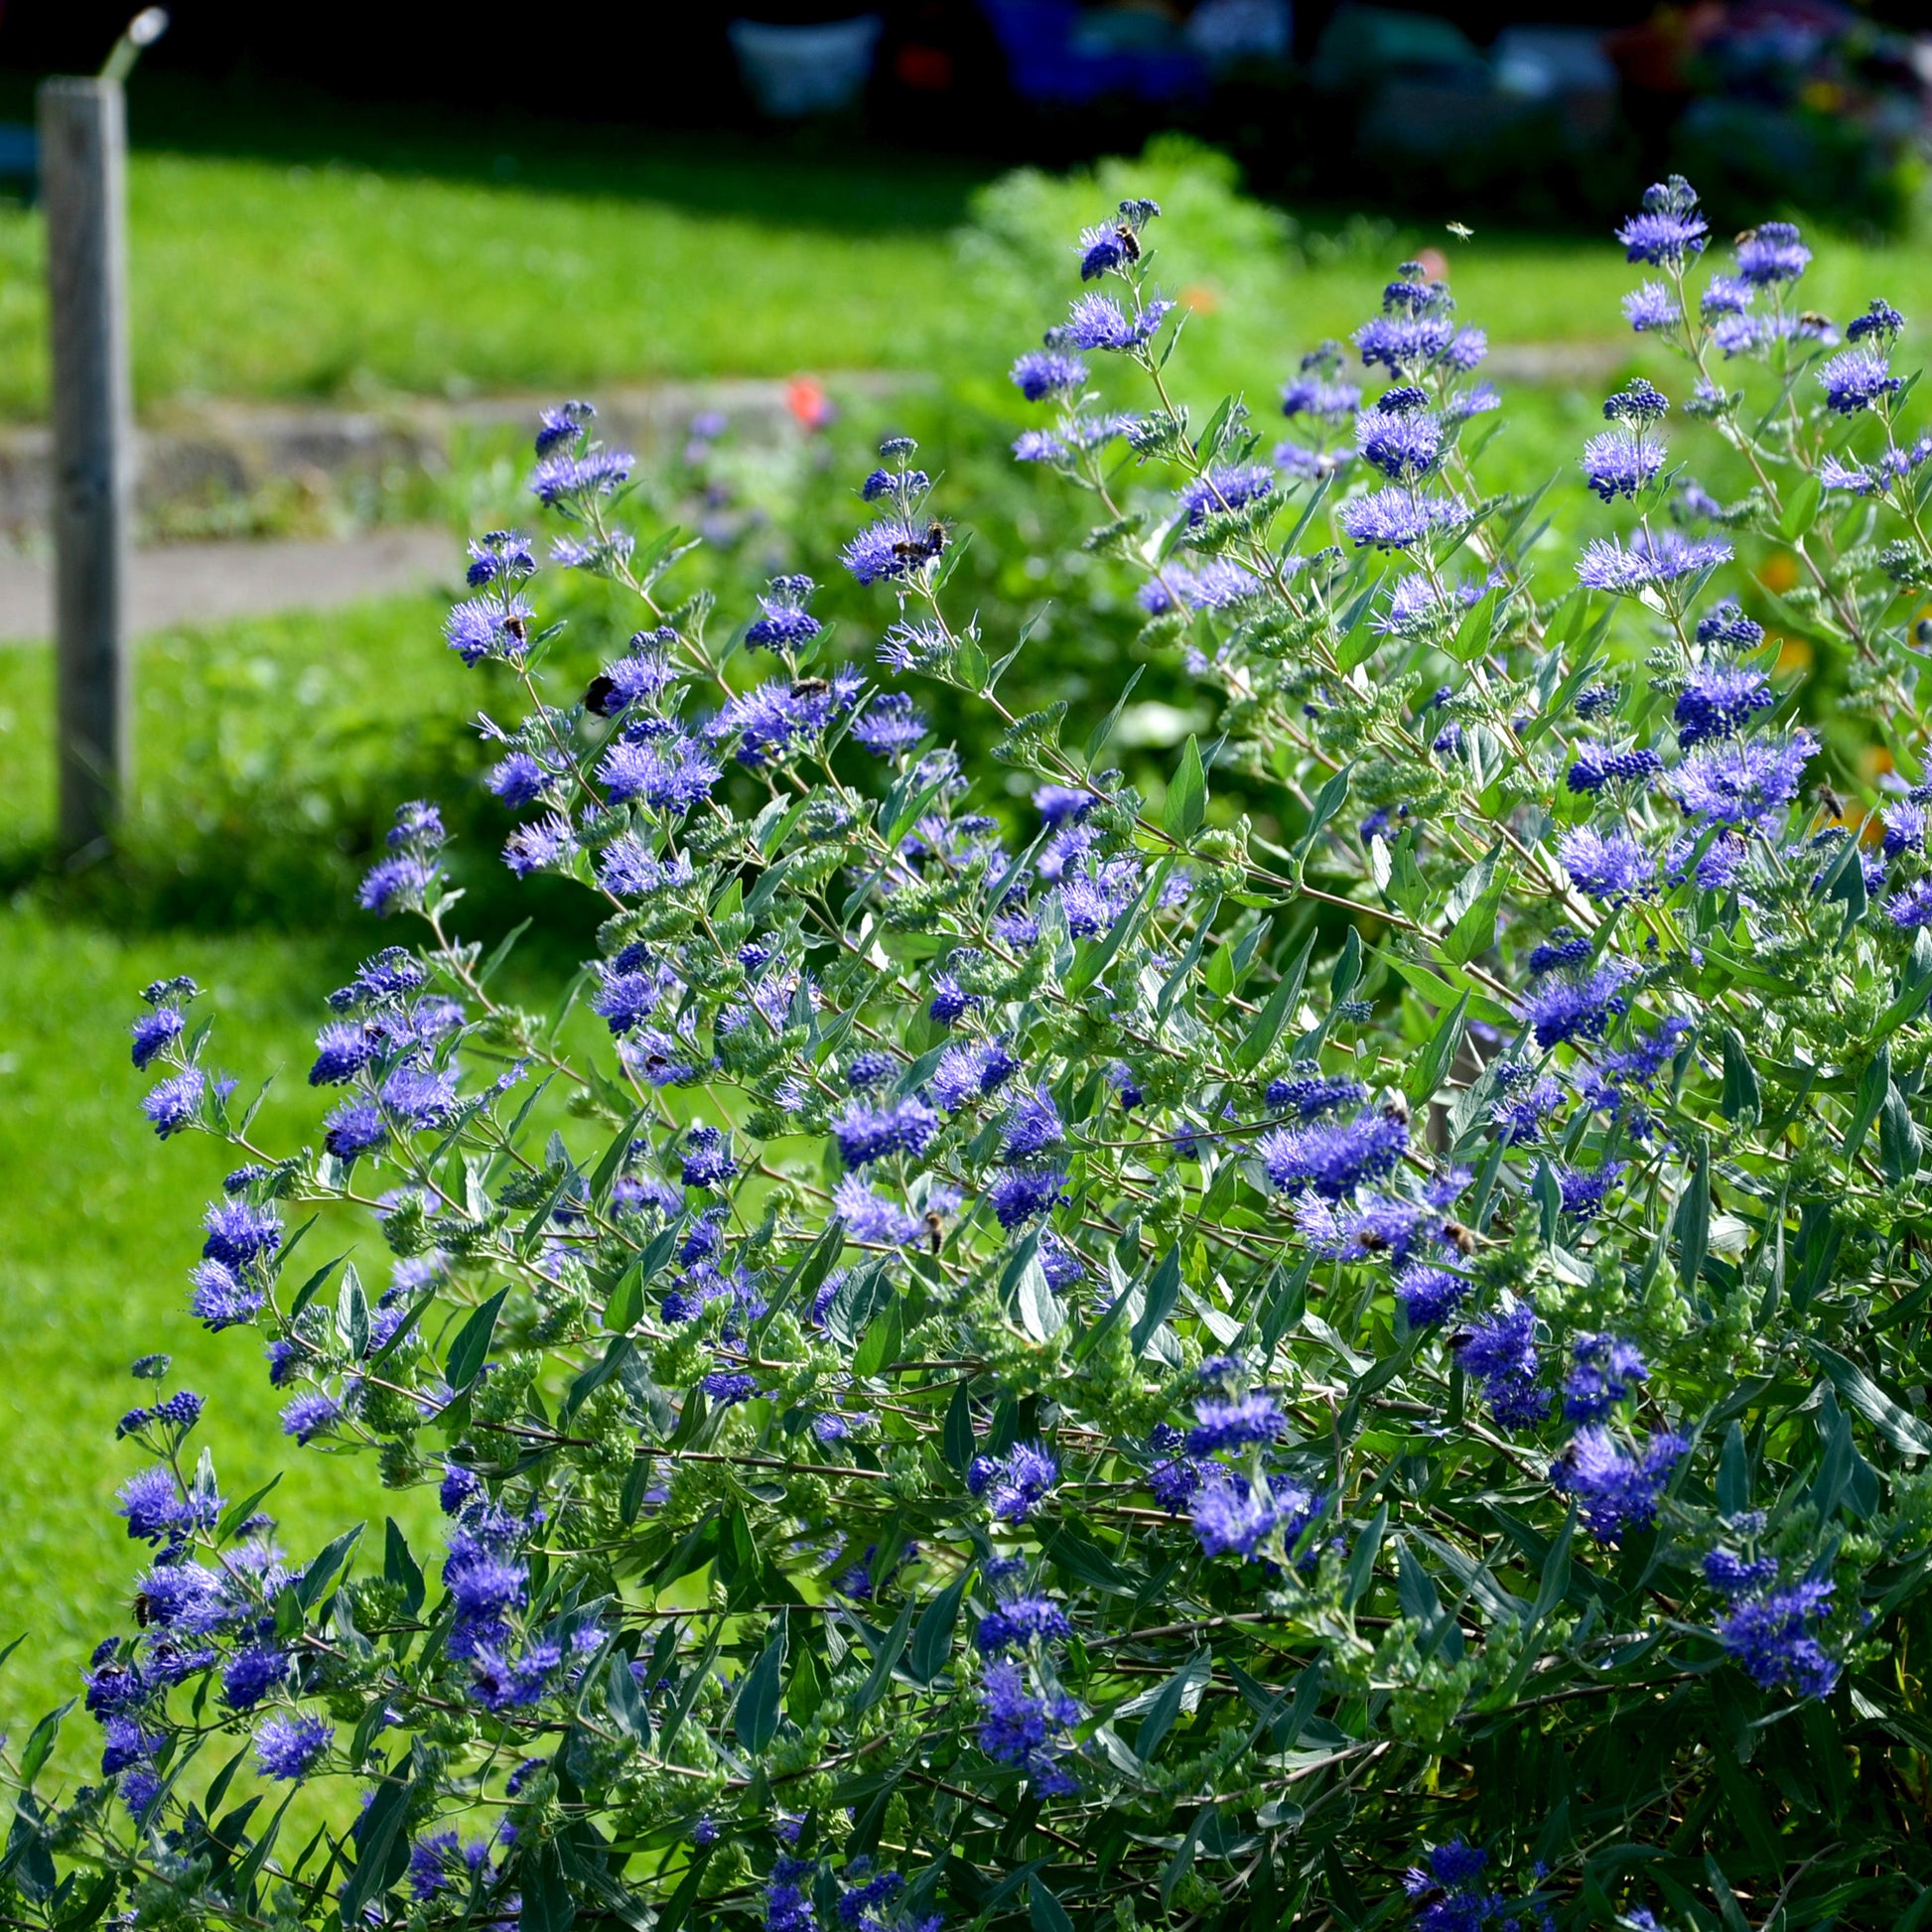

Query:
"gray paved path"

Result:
[[0, 526, 455, 643], [0, 345, 1632, 644]]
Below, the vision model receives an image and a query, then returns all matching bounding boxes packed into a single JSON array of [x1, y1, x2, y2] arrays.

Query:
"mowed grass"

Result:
[[0, 908, 444, 1732], [0, 77, 1927, 418], [0, 596, 498, 1746]]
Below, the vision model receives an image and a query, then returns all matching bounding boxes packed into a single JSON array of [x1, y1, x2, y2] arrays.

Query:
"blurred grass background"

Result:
[[0, 80, 1925, 418], [0, 90, 1918, 1739]]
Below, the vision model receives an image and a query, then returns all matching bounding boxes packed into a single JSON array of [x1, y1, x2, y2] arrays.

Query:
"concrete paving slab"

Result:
[[0, 525, 456, 643]]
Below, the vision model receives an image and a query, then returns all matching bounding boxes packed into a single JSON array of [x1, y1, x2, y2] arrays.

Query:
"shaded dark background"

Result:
[[2, 1, 1928, 229]]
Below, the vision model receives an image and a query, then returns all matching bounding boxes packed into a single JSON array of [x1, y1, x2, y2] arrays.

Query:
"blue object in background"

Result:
[[979, 0, 1211, 107], [0, 124, 40, 197]]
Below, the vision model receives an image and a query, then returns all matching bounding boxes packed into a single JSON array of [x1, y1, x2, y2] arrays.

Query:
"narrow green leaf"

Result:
[[1029, 1877, 1076, 1932], [909, 1565, 974, 1683], [216, 1473, 283, 1544], [852, 1594, 916, 1716], [518, 1839, 576, 1932], [733, 1628, 788, 1758], [1718, 1422, 1750, 1517], [1085, 664, 1145, 766], [383, 1518, 425, 1618], [1162, 735, 1207, 842], [1778, 471, 1823, 541], [853, 1295, 904, 1379], [287, 1251, 348, 1320], [1807, 1340, 1932, 1457], [444, 1288, 509, 1392], [1328, 925, 1362, 1000], [1528, 1509, 1574, 1626], [1236, 931, 1315, 1071], [1881, 1077, 1921, 1184], [1131, 1246, 1182, 1356], [1406, 991, 1468, 1109], [1344, 1504, 1387, 1607], [16, 1702, 71, 1789], [1673, 1137, 1710, 1295], [1296, 763, 1353, 866], [295, 1525, 364, 1613], [1135, 1651, 1210, 1761], [1720, 1027, 1760, 1124], [1846, 1045, 1891, 1161], [337, 1747, 422, 1926], [943, 1380, 976, 1474], [1447, 586, 1498, 662]]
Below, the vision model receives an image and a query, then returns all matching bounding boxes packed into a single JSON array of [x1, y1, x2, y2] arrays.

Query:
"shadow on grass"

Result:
[[0, 69, 996, 238]]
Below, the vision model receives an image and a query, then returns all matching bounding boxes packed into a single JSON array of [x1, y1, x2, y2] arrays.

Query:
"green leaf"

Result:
[[519, 1839, 576, 1932], [763, 1219, 846, 1329], [1673, 1137, 1710, 1295], [1236, 931, 1315, 1070], [733, 1625, 788, 1751], [1778, 471, 1823, 541], [952, 633, 989, 688], [1718, 1422, 1750, 1517], [852, 1594, 916, 1716], [943, 1380, 976, 1474], [16, 1702, 71, 1790], [1042, 1525, 1137, 1594], [1065, 860, 1169, 997], [1333, 586, 1380, 671], [287, 1252, 348, 1320], [1446, 586, 1498, 662], [1194, 394, 1236, 465], [1533, 1159, 1562, 1249], [1135, 1651, 1211, 1761], [909, 1564, 974, 1682], [853, 1295, 904, 1379], [1881, 1077, 1921, 1184], [1344, 1504, 1387, 1608], [1327, 924, 1363, 1002], [338, 1747, 423, 1927], [1163, 734, 1207, 841], [1438, 847, 1507, 967], [295, 1525, 364, 1613], [1159, 1807, 1213, 1906], [602, 1648, 652, 1747], [1846, 1045, 1891, 1161], [215, 1473, 283, 1545], [1297, 763, 1353, 867], [824, 1261, 893, 1348], [1807, 1340, 1932, 1457], [1406, 991, 1468, 1109], [1720, 1027, 1761, 1124], [1528, 1509, 1574, 1626], [382, 1518, 425, 1618], [1012, 1251, 1063, 1342], [650, 1849, 713, 1932], [601, 1257, 646, 1337], [1131, 1245, 1182, 1355], [443, 1288, 509, 1392], [1085, 664, 1145, 766], [1381, 951, 1514, 1028], [1029, 1877, 1076, 1932]]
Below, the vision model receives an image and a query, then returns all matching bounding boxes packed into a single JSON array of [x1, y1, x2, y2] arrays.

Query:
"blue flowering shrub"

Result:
[[14, 174, 1932, 1931]]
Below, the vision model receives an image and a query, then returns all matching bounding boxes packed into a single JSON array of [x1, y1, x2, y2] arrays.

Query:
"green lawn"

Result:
[[0, 77, 1927, 419], [0, 909, 442, 1729], [0, 595, 476, 1739]]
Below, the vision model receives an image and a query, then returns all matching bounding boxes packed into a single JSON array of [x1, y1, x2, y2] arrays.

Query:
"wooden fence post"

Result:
[[40, 75, 133, 856]]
